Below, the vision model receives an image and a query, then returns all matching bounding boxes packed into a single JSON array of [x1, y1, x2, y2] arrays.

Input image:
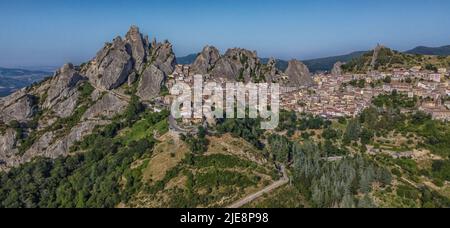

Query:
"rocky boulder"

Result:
[[0, 128, 18, 162], [0, 94, 38, 123], [85, 37, 133, 90], [191, 46, 220, 75], [150, 40, 177, 76], [210, 48, 262, 82], [331, 61, 344, 76], [82, 93, 128, 120], [136, 65, 165, 101], [264, 58, 281, 83], [43, 63, 86, 117], [21, 120, 110, 165], [284, 60, 314, 87], [371, 44, 385, 69], [125, 26, 150, 72]]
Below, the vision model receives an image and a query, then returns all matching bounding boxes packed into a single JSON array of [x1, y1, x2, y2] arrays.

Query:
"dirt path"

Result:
[[227, 165, 289, 208]]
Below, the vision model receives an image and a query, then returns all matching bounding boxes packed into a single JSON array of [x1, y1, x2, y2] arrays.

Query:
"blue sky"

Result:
[[1, 0, 449, 68]]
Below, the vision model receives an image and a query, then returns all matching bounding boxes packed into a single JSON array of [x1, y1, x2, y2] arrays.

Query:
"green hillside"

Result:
[[406, 45, 450, 56]]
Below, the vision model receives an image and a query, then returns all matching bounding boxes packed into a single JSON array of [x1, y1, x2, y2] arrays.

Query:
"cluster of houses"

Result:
[[281, 66, 450, 121], [167, 64, 450, 122]]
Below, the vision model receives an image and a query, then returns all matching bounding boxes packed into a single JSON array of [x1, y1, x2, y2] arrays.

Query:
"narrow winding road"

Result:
[[227, 165, 289, 208]]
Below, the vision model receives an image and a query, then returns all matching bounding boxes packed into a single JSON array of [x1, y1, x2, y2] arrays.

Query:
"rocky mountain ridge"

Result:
[[190, 46, 314, 86], [0, 26, 176, 170], [0, 26, 315, 170]]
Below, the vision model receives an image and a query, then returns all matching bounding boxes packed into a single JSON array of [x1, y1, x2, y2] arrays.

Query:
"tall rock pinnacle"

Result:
[[284, 60, 314, 87]]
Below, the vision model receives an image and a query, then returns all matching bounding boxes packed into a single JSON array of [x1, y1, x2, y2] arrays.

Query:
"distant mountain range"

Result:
[[0, 67, 51, 97], [303, 51, 369, 72], [176, 53, 198, 65], [405, 45, 450, 56]]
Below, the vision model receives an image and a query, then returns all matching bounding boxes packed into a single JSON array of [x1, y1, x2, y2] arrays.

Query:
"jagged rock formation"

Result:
[[213, 48, 262, 82], [265, 58, 279, 83], [150, 40, 177, 76], [0, 25, 317, 171], [192, 46, 267, 82], [190, 46, 313, 86], [0, 94, 37, 123], [0, 26, 178, 171], [85, 36, 134, 90], [371, 44, 385, 69], [125, 26, 150, 73], [284, 60, 314, 87], [136, 65, 165, 101], [0, 129, 18, 162], [43, 63, 86, 118], [331, 61, 343, 76], [191, 46, 220, 75], [82, 93, 128, 120], [20, 119, 110, 166]]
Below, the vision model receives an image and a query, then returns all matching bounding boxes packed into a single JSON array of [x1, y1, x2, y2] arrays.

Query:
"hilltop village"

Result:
[[166, 59, 450, 122]]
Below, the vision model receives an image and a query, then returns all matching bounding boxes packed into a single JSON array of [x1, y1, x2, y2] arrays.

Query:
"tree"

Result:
[[360, 166, 375, 194], [322, 128, 340, 140], [268, 134, 292, 163], [378, 168, 393, 186], [343, 120, 361, 144], [425, 63, 438, 72], [358, 194, 376, 208], [357, 79, 366, 88], [340, 193, 356, 208], [360, 128, 374, 145]]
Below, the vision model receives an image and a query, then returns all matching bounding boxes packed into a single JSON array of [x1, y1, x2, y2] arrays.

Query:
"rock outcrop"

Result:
[[150, 40, 177, 76], [0, 26, 180, 171], [125, 26, 150, 72], [0, 129, 18, 163], [191, 46, 220, 75], [20, 119, 110, 166], [284, 60, 313, 87], [0, 94, 38, 123], [82, 93, 128, 120], [265, 58, 282, 83], [3, 25, 325, 171], [136, 65, 165, 101], [85, 36, 134, 90], [43, 63, 86, 117], [331, 61, 343, 76], [209, 48, 263, 82], [371, 44, 385, 69]]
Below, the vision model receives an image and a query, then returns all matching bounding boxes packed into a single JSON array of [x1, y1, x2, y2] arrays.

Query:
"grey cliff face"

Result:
[[133, 38, 177, 100], [265, 57, 281, 83], [284, 60, 314, 87], [0, 129, 18, 163], [125, 25, 149, 73], [210, 48, 263, 82], [82, 93, 128, 120], [43, 63, 86, 117], [85, 36, 134, 90], [136, 65, 165, 101], [150, 40, 177, 76], [191, 46, 221, 75], [20, 120, 110, 166], [371, 44, 385, 69], [0, 94, 38, 123]]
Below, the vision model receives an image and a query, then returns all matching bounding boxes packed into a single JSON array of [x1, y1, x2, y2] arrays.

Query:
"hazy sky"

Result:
[[1, 0, 449, 67]]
